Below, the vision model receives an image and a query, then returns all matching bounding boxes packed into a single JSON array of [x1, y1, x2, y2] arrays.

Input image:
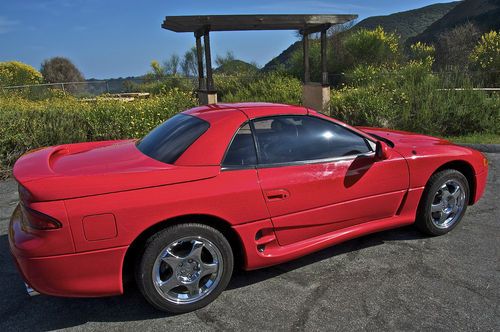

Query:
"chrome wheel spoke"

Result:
[[431, 202, 443, 213], [159, 276, 181, 293], [200, 262, 218, 278], [187, 240, 204, 261], [162, 251, 183, 268], [438, 211, 449, 223], [440, 184, 450, 197], [451, 187, 461, 200], [185, 282, 200, 296]]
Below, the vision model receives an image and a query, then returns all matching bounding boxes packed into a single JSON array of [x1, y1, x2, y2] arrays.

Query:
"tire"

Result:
[[415, 169, 469, 236], [136, 223, 234, 313]]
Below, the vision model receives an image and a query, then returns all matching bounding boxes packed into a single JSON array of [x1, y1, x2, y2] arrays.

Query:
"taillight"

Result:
[[20, 204, 62, 230], [18, 184, 33, 205]]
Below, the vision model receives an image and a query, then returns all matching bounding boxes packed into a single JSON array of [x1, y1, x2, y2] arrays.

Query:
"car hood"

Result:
[[357, 127, 452, 153], [13, 140, 219, 202]]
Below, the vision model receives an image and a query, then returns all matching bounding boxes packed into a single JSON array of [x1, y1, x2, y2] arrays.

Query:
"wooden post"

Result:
[[203, 30, 214, 91], [302, 32, 310, 83], [195, 32, 205, 90], [321, 29, 328, 85]]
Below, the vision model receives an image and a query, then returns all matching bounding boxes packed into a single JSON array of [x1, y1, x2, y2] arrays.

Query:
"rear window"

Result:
[[137, 114, 209, 164]]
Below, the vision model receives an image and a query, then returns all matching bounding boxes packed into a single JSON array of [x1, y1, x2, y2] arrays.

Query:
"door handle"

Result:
[[265, 189, 290, 201]]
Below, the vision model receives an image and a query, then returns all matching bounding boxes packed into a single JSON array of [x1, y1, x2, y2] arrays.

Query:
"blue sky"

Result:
[[0, 0, 448, 79]]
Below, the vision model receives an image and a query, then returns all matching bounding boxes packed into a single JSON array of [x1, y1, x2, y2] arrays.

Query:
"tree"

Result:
[[215, 51, 236, 68], [164, 54, 180, 76], [0, 61, 43, 87], [181, 47, 199, 77], [434, 22, 480, 69], [470, 30, 500, 72], [149, 60, 165, 80], [40, 57, 85, 83], [343, 26, 400, 66]]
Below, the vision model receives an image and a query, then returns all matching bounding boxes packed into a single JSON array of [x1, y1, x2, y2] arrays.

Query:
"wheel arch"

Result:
[[432, 160, 476, 205], [122, 214, 245, 289]]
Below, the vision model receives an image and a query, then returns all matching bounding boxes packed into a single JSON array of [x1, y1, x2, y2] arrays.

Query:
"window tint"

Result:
[[223, 123, 257, 167], [252, 116, 371, 164], [137, 114, 209, 164]]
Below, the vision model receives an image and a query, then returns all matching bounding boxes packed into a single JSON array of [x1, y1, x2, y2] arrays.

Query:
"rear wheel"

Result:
[[416, 169, 469, 236], [136, 223, 233, 313]]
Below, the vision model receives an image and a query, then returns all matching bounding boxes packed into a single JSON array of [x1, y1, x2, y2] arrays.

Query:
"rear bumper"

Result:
[[9, 244, 127, 297], [9, 207, 127, 297]]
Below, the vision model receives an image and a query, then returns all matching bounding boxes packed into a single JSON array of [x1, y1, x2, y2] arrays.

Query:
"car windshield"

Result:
[[136, 114, 209, 164]]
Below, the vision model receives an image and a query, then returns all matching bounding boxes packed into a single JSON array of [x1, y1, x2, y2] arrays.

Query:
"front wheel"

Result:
[[136, 223, 234, 313], [416, 169, 469, 236]]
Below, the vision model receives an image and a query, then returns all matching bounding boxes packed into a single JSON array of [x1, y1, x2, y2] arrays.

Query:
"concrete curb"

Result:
[[458, 144, 500, 153]]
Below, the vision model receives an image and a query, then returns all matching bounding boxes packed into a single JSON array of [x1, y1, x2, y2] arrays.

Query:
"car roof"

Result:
[[176, 103, 309, 166], [184, 102, 308, 120]]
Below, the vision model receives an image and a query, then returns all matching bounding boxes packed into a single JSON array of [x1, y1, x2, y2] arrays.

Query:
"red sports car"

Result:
[[9, 103, 488, 313]]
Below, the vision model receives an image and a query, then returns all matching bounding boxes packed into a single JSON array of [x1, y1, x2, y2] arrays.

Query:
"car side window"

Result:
[[252, 115, 371, 165], [222, 123, 257, 167]]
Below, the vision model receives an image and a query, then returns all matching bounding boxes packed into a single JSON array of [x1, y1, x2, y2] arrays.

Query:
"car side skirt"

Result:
[[234, 187, 424, 270]]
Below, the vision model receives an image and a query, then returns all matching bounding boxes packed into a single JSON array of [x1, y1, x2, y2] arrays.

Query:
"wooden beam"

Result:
[[203, 30, 214, 92], [162, 15, 357, 32], [321, 29, 328, 86], [195, 33, 205, 90], [303, 33, 310, 83], [299, 23, 332, 36]]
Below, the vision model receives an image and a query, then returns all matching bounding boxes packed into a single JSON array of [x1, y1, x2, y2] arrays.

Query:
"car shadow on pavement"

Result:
[[0, 225, 425, 331], [227, 225, 425, 290]]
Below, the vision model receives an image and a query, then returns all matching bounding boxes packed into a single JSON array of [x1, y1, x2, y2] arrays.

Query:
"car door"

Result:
[[252, 115, 409, 246]]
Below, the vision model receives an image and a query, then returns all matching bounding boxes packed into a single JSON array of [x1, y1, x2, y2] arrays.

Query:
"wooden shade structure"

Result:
[[162, 14, 358, 105]]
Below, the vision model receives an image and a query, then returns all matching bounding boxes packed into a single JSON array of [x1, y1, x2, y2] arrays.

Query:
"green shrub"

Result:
[[223, 72, 302, 104], [215, 73, 257, 101], [332, 62, 499, 136], [127, 77, 195, 95], [0, 89, 197, 169], [343, 26, 400, 66]]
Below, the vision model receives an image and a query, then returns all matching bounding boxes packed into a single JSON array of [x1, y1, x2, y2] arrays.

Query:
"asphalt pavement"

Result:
[[0, 154, 498, 331]]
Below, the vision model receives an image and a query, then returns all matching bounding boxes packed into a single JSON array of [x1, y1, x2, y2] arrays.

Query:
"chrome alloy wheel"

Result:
[[430, 180, 466, 229], [152, 236, 223, 304]]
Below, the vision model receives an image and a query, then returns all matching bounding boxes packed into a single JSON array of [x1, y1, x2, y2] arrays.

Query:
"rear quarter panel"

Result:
[[64, 169, 269, 253]]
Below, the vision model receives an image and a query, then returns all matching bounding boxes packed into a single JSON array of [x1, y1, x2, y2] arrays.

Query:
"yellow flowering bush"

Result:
[[409, 42, 435, 67], [0, 89, 196, 170], [470, 31, 500, 71], [0, 61, 43, 87]]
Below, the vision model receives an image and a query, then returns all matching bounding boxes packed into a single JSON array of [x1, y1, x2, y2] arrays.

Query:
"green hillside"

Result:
[[409, 0, 500, 44], [355, 2, 459, 41], [214, 59, 259, 75], [263, 2, 458, 71]]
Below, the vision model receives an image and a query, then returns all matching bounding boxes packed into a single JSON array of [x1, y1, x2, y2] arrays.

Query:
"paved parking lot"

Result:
[[0, 154, 498, 331]]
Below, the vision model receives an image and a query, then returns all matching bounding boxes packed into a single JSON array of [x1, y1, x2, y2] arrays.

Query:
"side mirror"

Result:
[[375, 141, 391, 160]]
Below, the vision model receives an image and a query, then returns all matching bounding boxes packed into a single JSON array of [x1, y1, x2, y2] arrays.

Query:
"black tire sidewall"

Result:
[[136, 223, 234, 313]]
